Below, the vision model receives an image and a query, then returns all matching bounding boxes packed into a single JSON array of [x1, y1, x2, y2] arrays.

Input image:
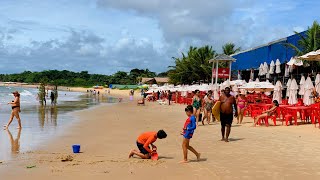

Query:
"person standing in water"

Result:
[[219, 87, 237, 142], [4, 91, 22, 129], [50, 91, 55, 105]]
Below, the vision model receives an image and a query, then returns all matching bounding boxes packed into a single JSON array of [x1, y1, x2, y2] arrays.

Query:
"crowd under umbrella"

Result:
[[315, 74, 320, 94], [273, 80, 283, 104], [303, 77, 315, 106], [298, 76, 306, 97], [288, 78, 298, 105], [275, 59, 281, 74], [286, 79, 292, 98]]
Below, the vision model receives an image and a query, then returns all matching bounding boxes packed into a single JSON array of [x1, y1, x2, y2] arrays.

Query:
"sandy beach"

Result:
[[1, 93, 320, 179]]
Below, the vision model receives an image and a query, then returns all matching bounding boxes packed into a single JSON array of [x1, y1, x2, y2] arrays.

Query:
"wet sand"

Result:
[[2, 98, 320, 179]]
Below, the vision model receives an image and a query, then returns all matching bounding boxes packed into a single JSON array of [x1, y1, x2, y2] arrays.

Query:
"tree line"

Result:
[[0, 69, 164, 87]]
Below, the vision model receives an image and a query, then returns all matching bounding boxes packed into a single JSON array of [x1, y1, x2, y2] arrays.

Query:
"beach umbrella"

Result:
[[250, 69, 254, 80], [288, 79, 298, 105], [273, 81, 282, 104], [286, 79, 292, 97], [237, 70, 242, 80], [284, 64, 290, 77], [213, 83, 219, 100], [255, 78, 260, 82], [287, 57, 303, 66], [298, 76, 306, 96], [258, 63, 264, 76], [266, 72, 270, 79], [298, 49, 320, 61], [303, 77, 315, 106], [275, 59, 281, 74], [315, 74, 320, 94], [239, 81, 274, 92], [263, 62, 269, 75], [269, 60, 275, 74]]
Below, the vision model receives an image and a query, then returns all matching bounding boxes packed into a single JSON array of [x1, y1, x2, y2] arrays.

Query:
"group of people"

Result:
[[128, 86, 241, 163]]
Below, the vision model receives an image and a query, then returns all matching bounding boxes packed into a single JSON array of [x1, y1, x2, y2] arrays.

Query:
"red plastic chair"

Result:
[[282, 99, 289, 105], [282, 108, 296, 126], [311, 108, 320, 127], [300, 108, 312, 123]]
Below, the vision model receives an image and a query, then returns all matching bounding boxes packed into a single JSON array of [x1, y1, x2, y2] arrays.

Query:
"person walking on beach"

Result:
[[50, 91, 55, 105], [191, 89, 201, 126], [236, 92, 248, 124], [129, 130, 167, 159], [180, 105, 200, 163], [219, 87, 237, 142], [4, 91, 22, 129], [202, 90, 213, 125], [168, 90, 172, 105]]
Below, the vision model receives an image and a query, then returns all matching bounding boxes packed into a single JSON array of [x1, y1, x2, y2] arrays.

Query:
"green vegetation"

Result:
[[0, 69, 157, 87], [222, 43, 241, 55], [168, 46, 213, 85], [286, 21, 320, 56]]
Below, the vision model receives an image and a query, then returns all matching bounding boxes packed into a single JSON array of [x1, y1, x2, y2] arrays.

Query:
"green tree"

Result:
[[286, 21, 320, 56], [168, 45, 216, 84], [222, 43, 241, 55]]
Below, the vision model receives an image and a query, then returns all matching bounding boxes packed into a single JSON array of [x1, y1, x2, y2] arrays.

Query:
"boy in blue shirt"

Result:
[[180, 105, 201, 163]]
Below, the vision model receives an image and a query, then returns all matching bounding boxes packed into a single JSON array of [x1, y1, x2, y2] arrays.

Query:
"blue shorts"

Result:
[[183, 131, 193, 139]]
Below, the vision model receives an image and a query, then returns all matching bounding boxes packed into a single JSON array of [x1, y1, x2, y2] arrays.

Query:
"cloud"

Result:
[[96, 0, 313, 52], [0, 29, 165, 74]]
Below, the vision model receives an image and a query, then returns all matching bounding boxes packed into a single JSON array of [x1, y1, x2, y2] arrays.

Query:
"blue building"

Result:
[[232, 31, 306, 70]]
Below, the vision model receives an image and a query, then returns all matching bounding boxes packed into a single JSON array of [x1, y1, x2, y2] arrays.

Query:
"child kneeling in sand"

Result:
[[129, 130, 167, 159], [180, 105, 200, 163]]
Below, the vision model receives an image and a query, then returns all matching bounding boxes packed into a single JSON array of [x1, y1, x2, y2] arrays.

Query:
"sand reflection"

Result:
[[6, 129, 21, 154]]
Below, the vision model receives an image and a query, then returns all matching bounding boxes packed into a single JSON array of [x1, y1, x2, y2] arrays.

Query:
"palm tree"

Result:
[[222, 43, 241, 55], [168, 45, 216, 84], [286, 21, 320, 56]]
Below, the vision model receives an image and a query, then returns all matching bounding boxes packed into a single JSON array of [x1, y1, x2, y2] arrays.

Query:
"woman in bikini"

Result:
[[192, 89, 201, 126], [236, 93, 248, 124], [4, 91, 22, 129], [202, 90, 213, 125], [254, 100, 279, 125]]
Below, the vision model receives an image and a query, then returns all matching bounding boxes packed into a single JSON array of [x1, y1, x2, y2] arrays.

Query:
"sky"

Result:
[[0, 0, 319, 75]]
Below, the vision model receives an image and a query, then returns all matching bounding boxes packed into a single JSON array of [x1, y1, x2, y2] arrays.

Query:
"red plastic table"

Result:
[[285, 106, 311, 124]]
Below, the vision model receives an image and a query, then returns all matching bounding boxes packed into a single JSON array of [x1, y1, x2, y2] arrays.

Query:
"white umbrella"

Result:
[[286, 79, 292, 97], [263, 62, 269, 75], [213, 83, 219, 100], [275, 59, 281, 74], [239, 81, 274, 92], [303, 77, 315, 106], [298, 76, 306, 96], [284, 64, 290, 77], [255, 78, 260, 82], [258, 63, 264, 76], [250, 69, 254, 80], [315, 74, 320, 94], [269, 60, 275, 74], [287, 57, 303, 66], [273, 80, 282, 104], [288, 79, 298, 105]]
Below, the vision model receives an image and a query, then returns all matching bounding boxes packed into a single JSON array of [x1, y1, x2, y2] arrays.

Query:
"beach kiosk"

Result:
[[209, 54, 236, 85]]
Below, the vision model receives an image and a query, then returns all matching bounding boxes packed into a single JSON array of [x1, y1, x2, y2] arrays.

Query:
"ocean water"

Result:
[[0, 86, 118, 161]]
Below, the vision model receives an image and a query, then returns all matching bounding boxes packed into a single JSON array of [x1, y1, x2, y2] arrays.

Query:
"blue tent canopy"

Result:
[[232, 31, 306, 70]]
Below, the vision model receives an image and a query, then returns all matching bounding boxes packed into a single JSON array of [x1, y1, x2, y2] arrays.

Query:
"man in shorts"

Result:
[[129, 130, 167, 159], [219, 87, 237, 142]]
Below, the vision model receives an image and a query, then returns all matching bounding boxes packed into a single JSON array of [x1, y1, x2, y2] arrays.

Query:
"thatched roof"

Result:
[[154, 77, 169, 83]]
